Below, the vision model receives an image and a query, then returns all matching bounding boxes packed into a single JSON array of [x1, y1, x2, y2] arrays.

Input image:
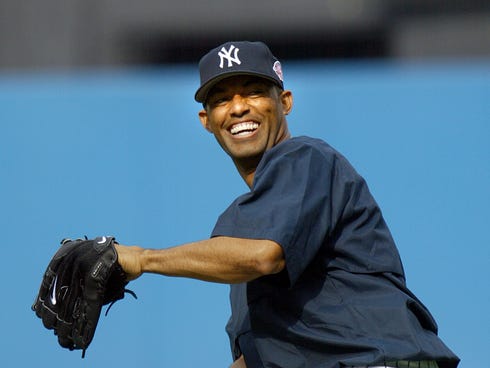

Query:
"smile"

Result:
[[230, 122, 260, 136]]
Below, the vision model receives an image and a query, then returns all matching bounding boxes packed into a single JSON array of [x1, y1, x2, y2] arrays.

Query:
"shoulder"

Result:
[[259, 136, 354, 174], [269, 136, 336, 157], [258, 136, 367, 195], [261, 136, 336, 166], [251, 136, 343, 190]]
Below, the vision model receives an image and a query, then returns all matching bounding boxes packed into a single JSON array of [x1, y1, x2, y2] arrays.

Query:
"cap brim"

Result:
[[194, 71, 283, 103]]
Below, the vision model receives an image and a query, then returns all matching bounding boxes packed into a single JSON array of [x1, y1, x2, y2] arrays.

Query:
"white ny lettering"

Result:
[[218, 45, 241, 68]]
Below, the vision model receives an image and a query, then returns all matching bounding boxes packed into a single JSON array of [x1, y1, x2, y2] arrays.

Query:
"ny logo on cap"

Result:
[[218, 45, 241, 68]]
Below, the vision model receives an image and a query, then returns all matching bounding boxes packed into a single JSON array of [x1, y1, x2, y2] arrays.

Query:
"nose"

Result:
[[229, 94, 250, 117]]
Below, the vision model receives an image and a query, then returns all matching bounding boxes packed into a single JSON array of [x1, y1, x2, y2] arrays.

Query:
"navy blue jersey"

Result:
[[212, 136, 459, 368]]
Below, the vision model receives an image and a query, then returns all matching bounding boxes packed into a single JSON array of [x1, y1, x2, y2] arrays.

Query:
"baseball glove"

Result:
[[32, 236, 136, 357]]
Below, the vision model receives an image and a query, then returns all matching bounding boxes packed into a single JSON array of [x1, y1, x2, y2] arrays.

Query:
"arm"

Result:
[[115, 236, 285, 284]]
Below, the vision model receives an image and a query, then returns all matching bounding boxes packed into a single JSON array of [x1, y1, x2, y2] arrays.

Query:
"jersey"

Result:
[[211, 136, 459, 368]]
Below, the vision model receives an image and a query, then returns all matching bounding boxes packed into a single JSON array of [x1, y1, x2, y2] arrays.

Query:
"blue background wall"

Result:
[[1, 60, 488, 367]]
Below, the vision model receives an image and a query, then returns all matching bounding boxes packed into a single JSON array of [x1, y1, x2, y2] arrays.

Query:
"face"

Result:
[[198, 76, 293, 168]]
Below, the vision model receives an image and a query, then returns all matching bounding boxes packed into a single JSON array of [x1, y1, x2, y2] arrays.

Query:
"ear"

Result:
[[198, 109, 213, 133], [280, 90, 293, 115]]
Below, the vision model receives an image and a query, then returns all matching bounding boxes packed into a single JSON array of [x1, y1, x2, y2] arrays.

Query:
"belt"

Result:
[[351, 361, 439, 368]]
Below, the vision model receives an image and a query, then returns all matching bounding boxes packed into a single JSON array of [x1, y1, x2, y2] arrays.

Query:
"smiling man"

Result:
[[198, 74, 292, 187], [115, 41, 459, 368]]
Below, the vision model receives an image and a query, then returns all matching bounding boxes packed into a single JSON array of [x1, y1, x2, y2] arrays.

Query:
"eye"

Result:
[[248, 88, 265, 97], [210, 95, 230, 106]]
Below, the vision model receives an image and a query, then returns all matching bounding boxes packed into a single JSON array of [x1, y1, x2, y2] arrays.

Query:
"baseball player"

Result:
[[115, 41, 459, 368]]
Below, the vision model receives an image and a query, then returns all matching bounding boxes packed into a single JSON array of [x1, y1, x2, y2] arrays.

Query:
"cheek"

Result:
[[256, 98, 281, 116], [205, 115, 222, 133], [207, 108, 227, 126], [262, 105, 281, 126]]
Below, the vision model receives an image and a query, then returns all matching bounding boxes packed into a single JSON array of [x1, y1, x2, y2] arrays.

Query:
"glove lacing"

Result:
[[104, 288, 137, 316]]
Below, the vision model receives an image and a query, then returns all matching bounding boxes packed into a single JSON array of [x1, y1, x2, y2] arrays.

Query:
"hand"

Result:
[[114, 244, 144, 281]]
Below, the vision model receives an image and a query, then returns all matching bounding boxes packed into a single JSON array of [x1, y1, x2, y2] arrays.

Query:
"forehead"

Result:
[[209, 75, 273, 94]]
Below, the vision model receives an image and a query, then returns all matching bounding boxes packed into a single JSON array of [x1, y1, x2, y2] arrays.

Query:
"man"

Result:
[[115, 41, 459, 368]]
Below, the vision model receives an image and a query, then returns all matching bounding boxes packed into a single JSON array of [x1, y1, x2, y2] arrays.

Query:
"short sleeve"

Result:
[[211, 138, 335, 286]]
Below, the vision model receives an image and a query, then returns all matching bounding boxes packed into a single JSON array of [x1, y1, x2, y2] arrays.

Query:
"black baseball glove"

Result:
[[32, 236, 136, 357]]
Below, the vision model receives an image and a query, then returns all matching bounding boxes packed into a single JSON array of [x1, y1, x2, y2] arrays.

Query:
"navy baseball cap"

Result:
[[195, 41, 284, 103]]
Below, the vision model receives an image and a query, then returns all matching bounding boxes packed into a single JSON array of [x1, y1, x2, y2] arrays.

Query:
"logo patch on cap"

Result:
[[273, 61, 284, 82], [218, 45, 241, 68]]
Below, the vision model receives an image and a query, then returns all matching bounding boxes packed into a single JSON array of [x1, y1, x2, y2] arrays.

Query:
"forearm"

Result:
[[116, 236, 285, 284]]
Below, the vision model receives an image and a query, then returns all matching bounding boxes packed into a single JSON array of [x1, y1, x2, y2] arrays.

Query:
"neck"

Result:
[[233, 156, 261, 189], [234, 126, 292, 189]]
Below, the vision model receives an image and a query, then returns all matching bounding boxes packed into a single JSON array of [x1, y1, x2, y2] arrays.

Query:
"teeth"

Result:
[[230, 122, 259, 135]]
